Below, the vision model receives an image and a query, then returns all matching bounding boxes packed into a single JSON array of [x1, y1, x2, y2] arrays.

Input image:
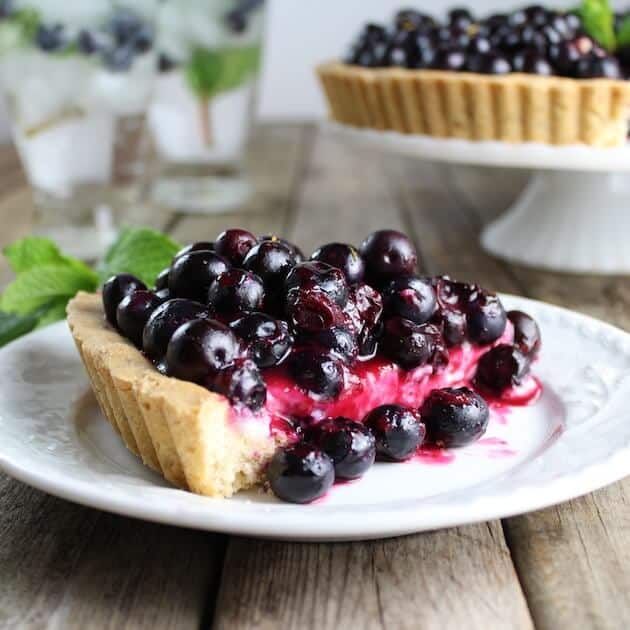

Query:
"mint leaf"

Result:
[[0, 264, 98, 315], [579, 0, 616, 51], [99, 227, 180, 287], [185, 45, 261, 100], [617, 15, 630, 47], [0, 310, 39, 347]]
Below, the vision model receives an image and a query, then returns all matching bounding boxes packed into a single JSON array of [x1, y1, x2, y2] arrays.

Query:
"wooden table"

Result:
[[1, 123, 630, 630]]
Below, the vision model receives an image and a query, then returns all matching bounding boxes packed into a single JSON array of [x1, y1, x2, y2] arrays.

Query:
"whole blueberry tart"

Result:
[[317, 4, 630, 146], [67, 230, 541, 503]]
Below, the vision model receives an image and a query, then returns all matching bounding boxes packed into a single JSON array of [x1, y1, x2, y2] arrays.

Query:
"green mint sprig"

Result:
[[0, 227, 181, 348], [616, 15, 630, 48], [578, 0, 616, 51]]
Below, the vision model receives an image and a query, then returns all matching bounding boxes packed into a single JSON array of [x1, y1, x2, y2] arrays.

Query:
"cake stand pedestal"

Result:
[[327, 122, 630, 274]]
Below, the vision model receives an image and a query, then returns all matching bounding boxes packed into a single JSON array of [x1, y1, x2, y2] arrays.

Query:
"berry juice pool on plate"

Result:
[[148, 0, 265, 213], [0, 1, 158, 259]]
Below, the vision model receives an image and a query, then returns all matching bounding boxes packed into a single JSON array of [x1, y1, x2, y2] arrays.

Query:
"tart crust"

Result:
[[66, 292, 278, 498], [317, 61, 630, 147]]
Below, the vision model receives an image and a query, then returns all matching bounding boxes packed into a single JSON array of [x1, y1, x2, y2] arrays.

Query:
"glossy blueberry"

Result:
[[297, 327, 358, 364], [36, 24, 67, 52], [468, 35, 491, 55], [448, 8, 474, 30], [116, 290, 164, 348], [286, 287, 345, 332], [214, 228, 257, 266], [230, 312, 293, 368], [434, 277, 479, 310], [102, 273, 147, 327], [225, 9, 247, 34], [287, 350, 344, 400], [421, 387, 489, 447], [548, 40, 580, 75], [243, 240, 298, 291], [285, 261, 349, 306], [514, 50, 553, 75], [132, 24, 153, 53], [507, 310, 541, 359], [208, 269, 265, 316], [165, 318, 242, 385], [382, 276, 437, 325], [168, 251, 230, 303], [347, 282, 383, 334], [259, 235, 305, 262], [380, 317, 442, 370], [469, 52, 511, 74], [305, 417, 375, 479], [109, 8, 142, 43], [142, 298, 208, 361], [575, 55, 622, 79], [154, 267, 170, 291], [212, 358, 266, 410], [173, 241, 215, 260], [267, 444, 334, 504], [395, 9, 433, 31], [466, 293, 507, 345], [77, 29, 111, 55], [363, 404, 425, 461], [475, 344, 530, 393], [430, 47, 467, 71], [311, 243, 365, 285], [102, 45, 136, 72], [158, 53, 177, 73], [360, 230, 418, 285]]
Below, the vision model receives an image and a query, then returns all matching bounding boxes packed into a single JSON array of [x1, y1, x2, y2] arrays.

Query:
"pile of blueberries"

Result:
[[0, 2, 154, 72], [102, 229, 541, 502], [346, 5, 630, 79]]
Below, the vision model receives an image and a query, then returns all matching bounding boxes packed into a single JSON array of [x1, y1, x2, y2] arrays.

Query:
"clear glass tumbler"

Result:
[[0, 0, 158, 259], [148, 0, 265, 214]]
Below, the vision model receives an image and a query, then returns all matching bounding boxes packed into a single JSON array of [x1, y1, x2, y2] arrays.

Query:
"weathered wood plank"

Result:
[[212, 129, 533, 630], [442, 163, 630, 630]]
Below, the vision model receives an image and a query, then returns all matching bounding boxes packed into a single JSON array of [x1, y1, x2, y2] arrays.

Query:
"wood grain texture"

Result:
[[442, 162, 630, 630], [212, 129, 533, 630]]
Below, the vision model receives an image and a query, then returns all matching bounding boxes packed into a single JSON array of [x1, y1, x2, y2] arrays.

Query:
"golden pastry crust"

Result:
[[317, 61, 630, 147], [67, 292, 278, 498]]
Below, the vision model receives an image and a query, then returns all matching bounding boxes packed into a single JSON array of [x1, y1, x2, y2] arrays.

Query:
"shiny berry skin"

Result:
[[267, 444, 334, 504], [431, 48, 466, 71], [380, 317, 442, 370], [346, 282, 384, 336], [434, 277, 478, 310], [363, 404, 425, 461], [208, 269, 264, 316], [360, 230, 418, 284], [212, 358, 266, 410], [297, 327, 358, 364], [102, 273, 147, 327], [173, 241, 214, 261], [515, 50, 553, 76], [165, 318, 242, 385], [154, 267, 170, 291], [142, 298, 208, 361], [243, 240, 297, 291], [285, 261, 349, 306], [449, 7, 474, 30], [468, 35, 491, 55], [116, 290, 164, 348], [466, 293, 507, 345], [508, 310, 541, 359], [475, 344, 530, 393], [259, 235, 305, 262], [213, 229, 257, 266], [305, 418, 375, 480], [440, 308, 468, 347], [395, 9, 433, 31], [36, 24, 67, 51], [382, 276, 437, 325], [287, 350, 344, 400], [575, 55, 622, 79], [421, 387, 489, 447], [286, 288, 345, 332], [230, 312, 293, 368], [470, 52, 511, 74], [168, 251, 230, 303], [548, 40, 580, 75], [311, 243, 365, 285]]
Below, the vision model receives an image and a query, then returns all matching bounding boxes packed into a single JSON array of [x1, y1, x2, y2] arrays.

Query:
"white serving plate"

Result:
[[1, 295, 629, 541]]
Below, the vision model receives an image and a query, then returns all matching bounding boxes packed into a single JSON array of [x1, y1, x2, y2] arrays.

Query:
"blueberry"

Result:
[[286, 287, 345, 332], [380, 317, 443, 370], [476, 344, 530, 393], [36, 24, 67, 52], [346, 282, 384, 338], [548, 41, 580, 75], [116, 290, 165, 348], [363, 404, 425, 461], [77, 29, 111, 55], [243, 240, 298, 292], [154, 268, 170, 291], [382, 276, 437, 325], [395, 9, 433, 31], [514, 50, 553, 76], [507, 310, 541, 359], [142, 298, 208, 361], [311, 243, 365, 285], [158, 53, 177, 73], [360, 230, 418, 285], [305, 417, 375, 479], [212, 358, 266, 410], [267, 444, 334, 504], [132, 24, 153, 53], [102, 273, 147, 327], [439, 307, 468, 347], [468, 35, 491, 55], [230, 312, 293, 368], [109, 9, 142, 44], [287, 350, 344, 400], [225, 9, 248, 34], [165, 318, 242, 385], [296, 327, 358, 364], [421, 387, 489, 447], [575, 55, 622, 79], [214, 229, 257, 266], [173, 241, 215, 261], [259, 235, 305, 262], [469, 52, 512, 75], [430, 47, 467, 71], [208, 269, 264, 316], [168, 251, 230, 303], [434, 277, 478, 309], [448, 8, 474, 30], [466, 293, 507, 345], [285, 261, 349, 307]]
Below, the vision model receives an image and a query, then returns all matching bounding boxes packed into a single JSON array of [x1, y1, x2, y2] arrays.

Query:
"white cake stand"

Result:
[[327, 122, 630, 274]]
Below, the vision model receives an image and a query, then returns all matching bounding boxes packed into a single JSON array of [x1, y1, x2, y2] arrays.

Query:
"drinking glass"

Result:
[[148, 0, 265, 214], [0, 0, 159, 259]]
